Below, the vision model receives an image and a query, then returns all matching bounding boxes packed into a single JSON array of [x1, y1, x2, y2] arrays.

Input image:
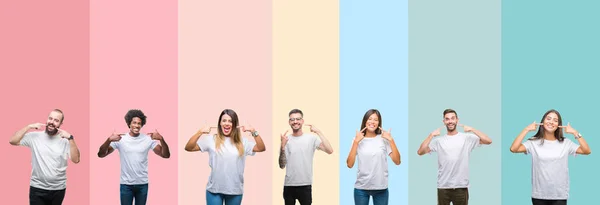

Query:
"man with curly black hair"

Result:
[[97, 109, 171, 205]]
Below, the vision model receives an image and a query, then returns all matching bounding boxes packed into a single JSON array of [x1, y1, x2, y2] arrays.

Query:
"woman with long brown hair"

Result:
[[185, 109, 266, 205], [510, 109, 591, 205]]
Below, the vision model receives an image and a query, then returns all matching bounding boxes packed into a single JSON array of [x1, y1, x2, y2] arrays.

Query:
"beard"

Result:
[[45, 125, 59, 136], [446, 124, 456, 132]]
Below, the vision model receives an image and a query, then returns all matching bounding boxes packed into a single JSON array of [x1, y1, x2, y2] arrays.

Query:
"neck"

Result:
[[365, 131, 377, 137], [447, 130, 458, 136], [543, 131, 556, 141], [129, 131, 140, 137], [293, 129, 303, 137]]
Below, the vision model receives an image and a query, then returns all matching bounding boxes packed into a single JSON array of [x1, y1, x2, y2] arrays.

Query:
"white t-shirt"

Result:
[[110, 133, 158, 185], [428, 132, 481, 189], [523, 138, 580, 200], [355, 135, 392, 190], [284, 133, 322, 186], [197, 134, 256, 195], [20, 131, 70, 190]]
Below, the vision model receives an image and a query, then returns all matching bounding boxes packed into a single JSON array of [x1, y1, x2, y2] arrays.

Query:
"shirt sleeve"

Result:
[[314, 134, 323, 151], [468, 133, 482, 150], [150, 139, 159, 150], [384, 138, 393, 155], [244, 138, 257, 156], [522, 140, 533, 155], [109, 141, 119, 149], [567, 139, 580, 156], [428, 139, 439, 153], [197, 134, 214, 153], [19, 132, 34, 147]]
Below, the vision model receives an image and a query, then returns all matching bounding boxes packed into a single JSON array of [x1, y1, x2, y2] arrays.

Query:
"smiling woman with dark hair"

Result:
[[510, 109, 592, 205], [346, 109, 401, 205]]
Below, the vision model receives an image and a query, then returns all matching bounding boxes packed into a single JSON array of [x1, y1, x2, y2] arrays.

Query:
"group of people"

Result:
[[10, 108, 591, 205]]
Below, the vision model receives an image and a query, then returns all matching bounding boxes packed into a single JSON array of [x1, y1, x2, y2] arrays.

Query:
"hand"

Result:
[[280, 130, 289, 149], [559, 122, 578, 135], [459, 124, 474, 132], [380, 127, 393, 141], [238, 125, 256, 133], [148, 129, 163, 140], [355, 127, 367, 143], [28, 123, 45, 130], [58, 129, 71, 139], [109, 131, 123, 142], [430, 126, 442, 137], [197, 125, 216, 134], [524, 121, 541, 132], [304, 124, 321, 134]]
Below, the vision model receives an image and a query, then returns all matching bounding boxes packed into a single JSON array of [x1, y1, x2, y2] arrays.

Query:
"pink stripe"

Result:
[[90, 0, 178, 204]]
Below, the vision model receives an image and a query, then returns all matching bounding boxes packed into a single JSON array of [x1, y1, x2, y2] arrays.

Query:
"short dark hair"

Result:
[[443, 109, 457, 118], [125, 109, 147, 128], [53, 108, 64, 123], [289, 109, 303, 117]]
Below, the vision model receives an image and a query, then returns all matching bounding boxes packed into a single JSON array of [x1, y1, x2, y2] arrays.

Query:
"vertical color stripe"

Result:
[[339, 0, 408, 204], [90, 0, 178, 204], [408, 0, 501, 204], [272, 0, 340, 204], [178, 0, 272, 204], [0, 1, 90, 204], [501, 1, 600, 204]]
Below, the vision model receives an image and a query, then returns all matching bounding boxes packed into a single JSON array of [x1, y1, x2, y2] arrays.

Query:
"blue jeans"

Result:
[[354, 188, 389, 205], [206, 190, 243, 205], [120, 184, 148, 205]]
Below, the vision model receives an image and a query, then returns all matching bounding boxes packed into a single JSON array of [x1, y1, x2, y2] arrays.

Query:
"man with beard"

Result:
[[278, 109, 334, 205], [9, 109, 81, 205], [417, 109, 492, 205], [97, 109, 170, 205]]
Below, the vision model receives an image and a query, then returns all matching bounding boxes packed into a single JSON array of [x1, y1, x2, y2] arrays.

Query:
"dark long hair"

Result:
[[360, 109, 382, 136], [528, 109, 564, 144]]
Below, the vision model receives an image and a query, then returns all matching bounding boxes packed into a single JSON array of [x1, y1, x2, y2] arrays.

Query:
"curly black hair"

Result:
[[124, 109, 147, 128]]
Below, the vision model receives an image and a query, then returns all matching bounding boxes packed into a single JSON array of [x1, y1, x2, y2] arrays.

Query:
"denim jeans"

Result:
[[206, 190, 243, 205], [120, 184, 148, 205], [354, 188, 389, 205]]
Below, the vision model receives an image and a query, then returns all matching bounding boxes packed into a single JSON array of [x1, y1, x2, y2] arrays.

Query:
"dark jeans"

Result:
[[29, 186, 66, 205], [354, 188, 389, 205], [283, 185, 312, 205], [532, 198, 567, 205], [120, 184, 148, 205], [437, 188, 469, 205]]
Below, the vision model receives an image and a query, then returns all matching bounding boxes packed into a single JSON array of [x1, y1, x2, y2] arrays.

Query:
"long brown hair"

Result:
[[215, 109, 244, 156], [360, 109, 382, 136], [528, 109, 565, 145]]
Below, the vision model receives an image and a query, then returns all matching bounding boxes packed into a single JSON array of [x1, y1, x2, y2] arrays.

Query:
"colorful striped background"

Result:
[[1, 0, 599, 205]]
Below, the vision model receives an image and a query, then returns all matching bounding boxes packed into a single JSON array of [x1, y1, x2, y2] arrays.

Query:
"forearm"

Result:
[[577, 135, 591, 154], [278, 147, 287, 169], [254, 135, 266, 152], [69, 140, 80, 163], [9, 126, 30, 145], [184, 132, 203, 151], [389, 139, 401, 165], [316, 131, 334, 154], [159, 139, 171, 158], [97, 138, 112, 157], [510, 130, 528, 152], [472, 129, 492, 144], [346, 141, 358, 168], [417, 135, 434, 155]]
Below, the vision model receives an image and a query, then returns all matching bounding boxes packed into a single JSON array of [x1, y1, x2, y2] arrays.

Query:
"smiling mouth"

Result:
[[223, 127, 231, 133]]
